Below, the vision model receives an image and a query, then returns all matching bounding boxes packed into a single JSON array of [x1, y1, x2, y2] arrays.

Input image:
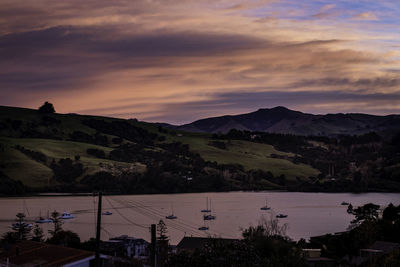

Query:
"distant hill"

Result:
[[178, 106, 400, 135]]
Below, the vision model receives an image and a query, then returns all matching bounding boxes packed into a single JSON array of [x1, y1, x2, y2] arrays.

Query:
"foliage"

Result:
[[50, 158, 84, 183], [157, 220, 168, 241], [38, 101, 55, 114], [48, 210, 62, 238], [15, 213, 31, 240], [32, 224, 44, 242]]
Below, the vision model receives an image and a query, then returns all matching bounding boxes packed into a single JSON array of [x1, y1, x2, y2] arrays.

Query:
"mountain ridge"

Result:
[[177, 106, 400, 135]]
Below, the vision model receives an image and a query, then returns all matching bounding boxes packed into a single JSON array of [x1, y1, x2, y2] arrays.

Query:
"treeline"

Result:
[[213, 129, 400, 192]]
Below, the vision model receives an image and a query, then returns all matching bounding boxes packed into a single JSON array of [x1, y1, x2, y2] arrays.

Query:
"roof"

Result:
[[0, 240, 94, 266], [177, 237, 238, 250], [370, 241, 400, 252]]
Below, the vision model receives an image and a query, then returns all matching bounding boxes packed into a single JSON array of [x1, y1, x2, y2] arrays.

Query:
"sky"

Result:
[[0, 0, 399, 124]]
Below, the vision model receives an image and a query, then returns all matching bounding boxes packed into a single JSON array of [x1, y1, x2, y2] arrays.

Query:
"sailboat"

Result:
[[203, 199, 216, 220], [201, 197, 211, 213], [35, 210, 53, 223], [166, 204, 177, 219], [260, 198, 271, 211]]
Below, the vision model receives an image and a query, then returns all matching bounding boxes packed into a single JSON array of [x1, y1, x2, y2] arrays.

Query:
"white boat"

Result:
[[201, 197, 211, 213], [35, 211, 53, 223], [60, 212, 75, 219], [35, 217, 53, 223], [203, 214, 216, 220], [12, 222, 33, 230], [276, 214, 288, 218], [166, 205, 177, 220], [203, 199, 216, 220], [260, 198, 271, 211], [102, 211, 112, 215]]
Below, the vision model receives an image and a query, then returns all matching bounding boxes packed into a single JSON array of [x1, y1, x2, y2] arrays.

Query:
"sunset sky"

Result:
[[1, 0, 399, 124]]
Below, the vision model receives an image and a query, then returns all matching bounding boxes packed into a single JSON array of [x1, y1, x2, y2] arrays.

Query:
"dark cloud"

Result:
[[147, 90, 400, 123], [292, 77, 400, 88]]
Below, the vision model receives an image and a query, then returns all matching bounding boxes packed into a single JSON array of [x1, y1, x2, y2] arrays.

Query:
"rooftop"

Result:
[[0, 240, 94, 266]]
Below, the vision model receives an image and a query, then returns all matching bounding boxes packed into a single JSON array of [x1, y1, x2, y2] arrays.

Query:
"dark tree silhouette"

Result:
[[38, 101, 55, 113]]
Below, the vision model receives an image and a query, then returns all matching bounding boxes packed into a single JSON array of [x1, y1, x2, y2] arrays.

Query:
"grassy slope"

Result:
[[167, 132, 319, 180], [0, 137, 146, 187], [0, 106, 319, 188]]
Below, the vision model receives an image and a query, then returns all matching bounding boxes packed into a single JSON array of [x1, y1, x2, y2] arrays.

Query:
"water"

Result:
[[0, 192, 399, 245]]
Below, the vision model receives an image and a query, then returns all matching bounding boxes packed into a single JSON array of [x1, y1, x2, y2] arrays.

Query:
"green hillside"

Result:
[[0, 105, 320, 194]]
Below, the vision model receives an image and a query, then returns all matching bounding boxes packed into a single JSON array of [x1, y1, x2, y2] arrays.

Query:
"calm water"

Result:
[[0, 192, 399, 245]]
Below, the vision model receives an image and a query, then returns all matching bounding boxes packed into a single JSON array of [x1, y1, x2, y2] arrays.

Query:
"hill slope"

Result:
[[0, 105, 319, 194], [178, 106, 400, 135]]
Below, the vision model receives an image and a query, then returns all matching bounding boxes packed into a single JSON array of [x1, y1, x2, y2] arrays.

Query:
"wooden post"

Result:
[[95, 192, 102, 267], [151, 224, 157, 267]]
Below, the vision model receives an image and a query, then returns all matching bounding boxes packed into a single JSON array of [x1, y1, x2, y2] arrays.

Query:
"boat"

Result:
[[102, 211, 112, 215], [35, 217, 53, 223], [341, 202, 350, 206], [60, 212, 75, 219], [276, 214, 288, 218], [12, 222, 33, 230], [201, 197, 211, 213], [260, 198, 271, 211], [198, 226, 209, 231], [203, 214, 216, 220], [203, 199, 216, 220], [35, 211, 53, 223], [166, 205, 177, 220]]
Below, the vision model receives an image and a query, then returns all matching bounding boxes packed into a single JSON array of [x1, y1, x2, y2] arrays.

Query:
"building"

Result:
[[301, 248, 335, 267], [0, 240, 95, 267], [176, 236, 238, 253], [101, 235, 148, 259]]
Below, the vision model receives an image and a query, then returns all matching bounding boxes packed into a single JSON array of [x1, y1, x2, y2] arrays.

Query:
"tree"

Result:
[[48, 210, 62, 238], [14, 213, 31, 240], [157, 220, 168, 241], [32, 224, 44, 242], [350, 203, 380, 228], [38, 101, 55, 113]]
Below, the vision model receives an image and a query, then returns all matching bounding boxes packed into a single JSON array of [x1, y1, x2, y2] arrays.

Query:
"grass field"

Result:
[[0, 137, 145, 187], [168, 132, 319, 180]]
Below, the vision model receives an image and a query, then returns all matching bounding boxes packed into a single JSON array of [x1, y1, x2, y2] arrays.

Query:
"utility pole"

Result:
[[151, 224, 157, 267], [95, 191, 102, 267]]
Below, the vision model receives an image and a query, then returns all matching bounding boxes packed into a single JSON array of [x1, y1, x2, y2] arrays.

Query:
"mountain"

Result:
[[178, 106, 400, 136]]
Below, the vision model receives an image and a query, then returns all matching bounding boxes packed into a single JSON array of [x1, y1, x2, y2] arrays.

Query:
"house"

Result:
[[176, 237, 238, 253], [102, 235, 149, 259], [0, 240, 95, 267], [301, 248, 335, 267]]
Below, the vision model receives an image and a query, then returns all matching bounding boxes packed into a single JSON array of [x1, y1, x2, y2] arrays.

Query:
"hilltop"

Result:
[[178, 106, 400, 135]]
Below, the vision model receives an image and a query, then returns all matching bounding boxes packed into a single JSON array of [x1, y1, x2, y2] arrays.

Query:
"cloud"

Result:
[[0, 0, 399, 123], [352, 12, 379, 21]]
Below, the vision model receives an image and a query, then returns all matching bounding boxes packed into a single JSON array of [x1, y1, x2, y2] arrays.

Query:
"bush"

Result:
[[38, 101, 55, 113]]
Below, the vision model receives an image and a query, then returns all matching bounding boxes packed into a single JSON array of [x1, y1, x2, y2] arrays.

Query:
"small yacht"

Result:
[[198, 226, 209, 231], [35, 211, 52, 223], [276, 214, 288, 218], [201, 197, 211, 213], [203, 199, 216, 220], [260, 198, 271, 211], [35, 217, 53, 223], [166, 214, 177, 220], [102, 211, 112, 215], [166, 205, 177, 219], [203, 214, 216, 220], [60, 212, 75, 219]]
